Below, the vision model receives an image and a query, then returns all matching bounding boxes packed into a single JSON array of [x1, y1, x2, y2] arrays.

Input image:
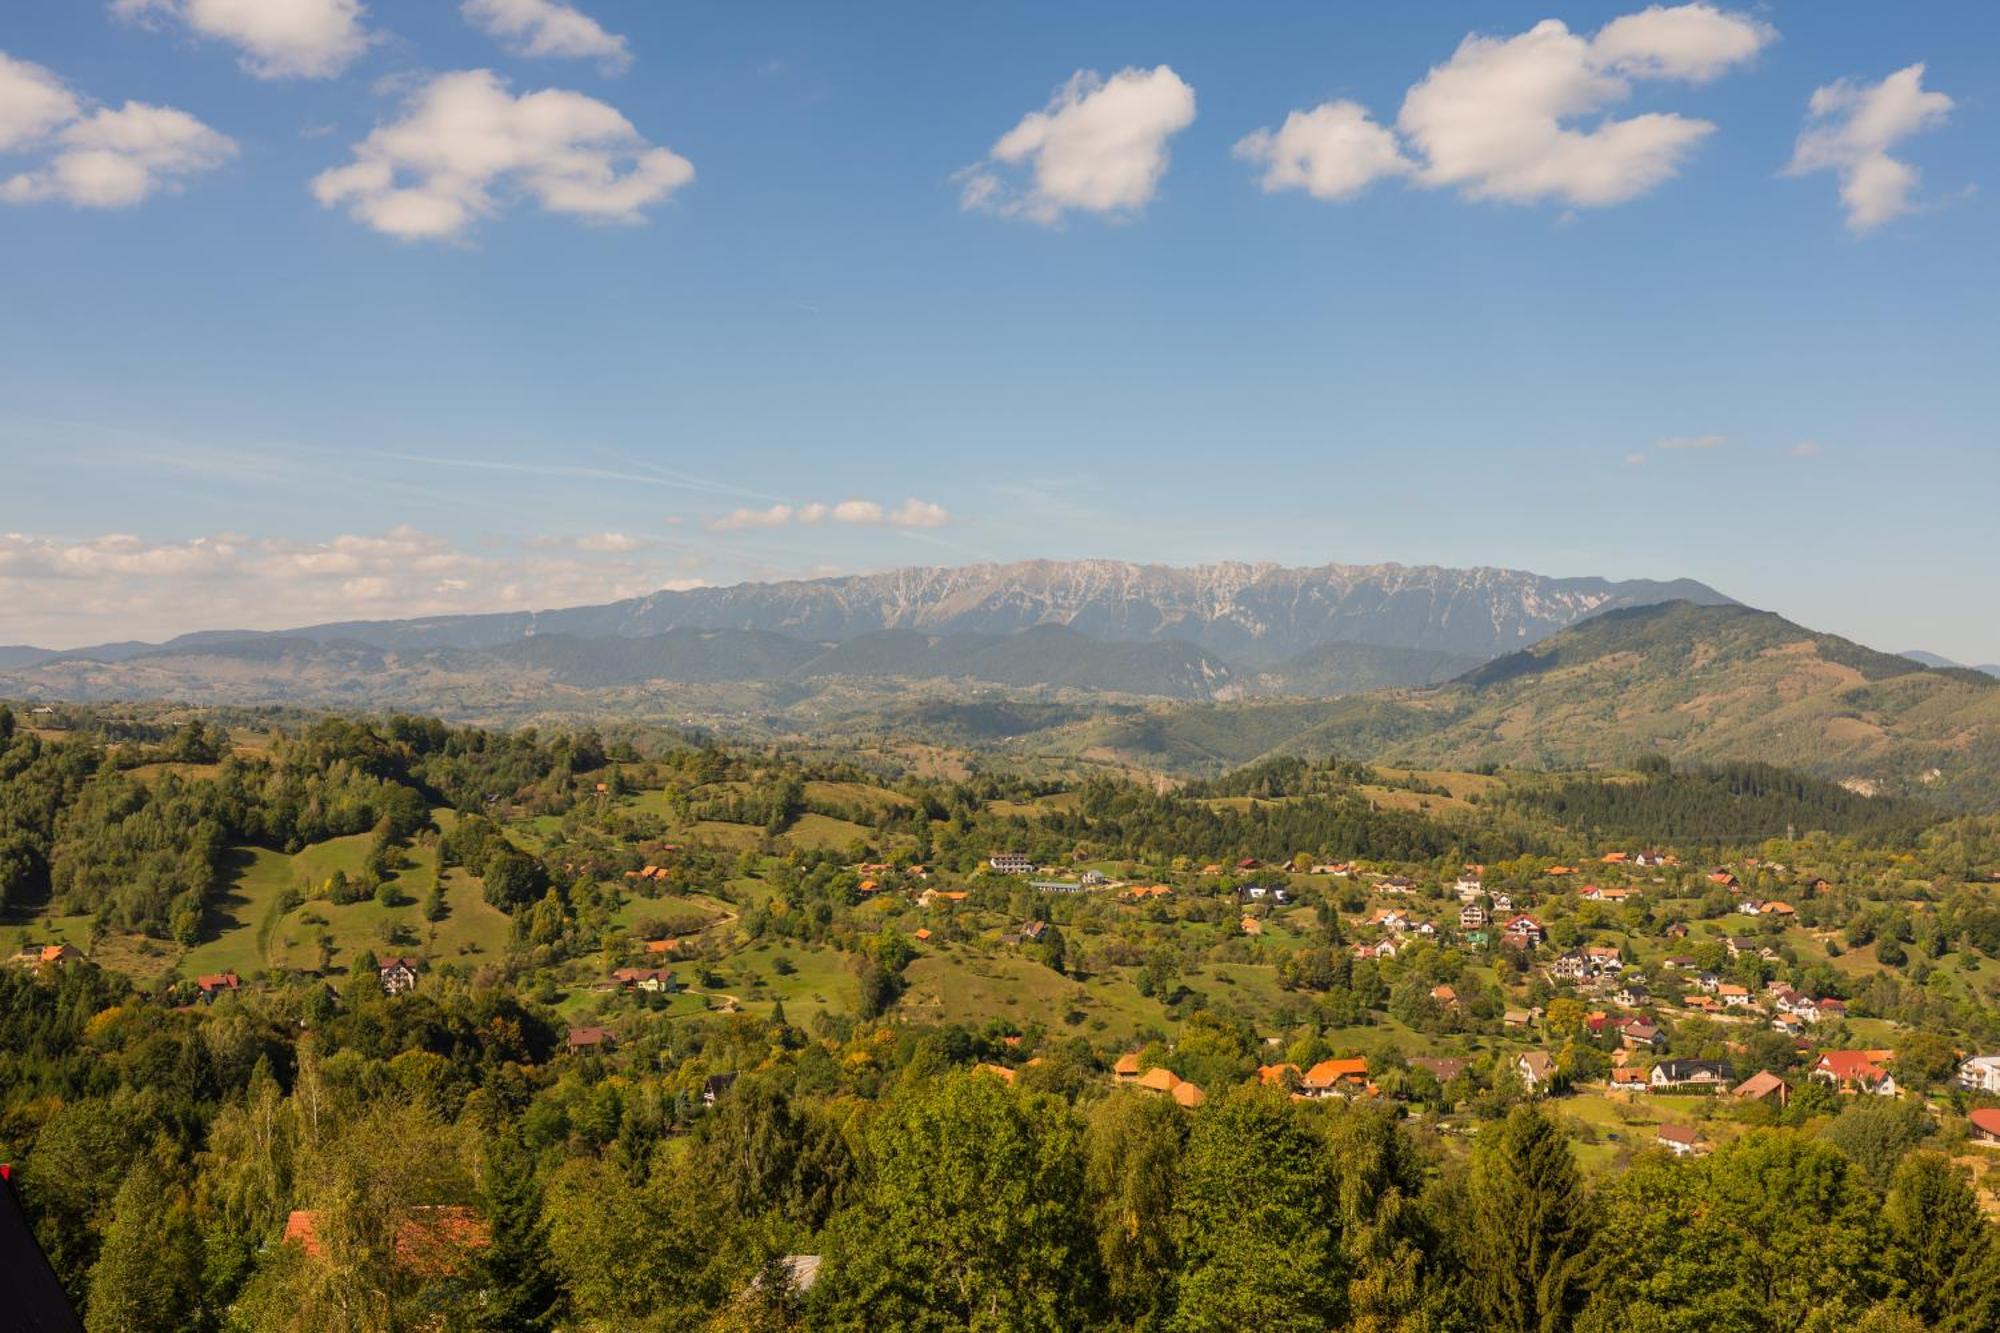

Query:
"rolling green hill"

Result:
[[1059, 603, 2000, 807]]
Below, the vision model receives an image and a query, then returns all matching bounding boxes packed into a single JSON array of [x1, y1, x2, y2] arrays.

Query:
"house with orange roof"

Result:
[[1429, 984, 1459, 1009], [1113, 1052, 1143, 1084], [1731, 1070, 1789, 1107], [1812, 1049, 1899, 1096], [912, 928, 932, 942], [972, 1062, 1018, 1085], [1970, 1107, 2000, 1145], [1130, 1065, 1206, 1107], [285, 1207, 489, 1276], [1258, 1062, 1301, 1089], [1302, 1057, 1370, 1098], [11, 943, 84, 969], [194, 972, 240, 1003]]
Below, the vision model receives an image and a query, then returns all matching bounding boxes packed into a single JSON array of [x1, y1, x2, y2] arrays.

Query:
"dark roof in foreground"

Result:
[[1, 1167, 83, 1331]]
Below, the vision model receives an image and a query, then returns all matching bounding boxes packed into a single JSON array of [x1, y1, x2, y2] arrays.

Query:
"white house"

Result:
[[1959, 1055, 2000, 1095]]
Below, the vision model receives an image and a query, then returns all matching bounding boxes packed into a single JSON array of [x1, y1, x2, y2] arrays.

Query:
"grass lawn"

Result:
[[901, 949, 1100, 1032], [724, 940, 857, 1022], [804, 780, 913, 812], [779, 813, 875, 853]]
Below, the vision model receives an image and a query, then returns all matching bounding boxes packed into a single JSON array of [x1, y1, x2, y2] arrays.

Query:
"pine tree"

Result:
[[1171, 1090, 1345, 1330], [477, 1133, 563, 1331], [1463, 1104, 1591, 1333], [85, 1155, 204, 1333], [1884, 1151, 2000, 1332]]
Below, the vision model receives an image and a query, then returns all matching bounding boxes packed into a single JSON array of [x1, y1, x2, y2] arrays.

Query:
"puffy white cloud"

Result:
[[1235, 101, 1411, 200], [706, 498, 953, 534], [1239, 4, 1770, 209], [0, 53, 235, 209], [0, 52, 80, 152], [886, 499, 951, 529], [960, 65, 1195, 225], [112, 0, 373, 81], [1656, 433, 1726, 450], [462, 0, 630, 72], [312, 69, 693, 239], [1787, 64, 1953, 232], [707, 504, 794, 533], [0, 526, 708, 647], [830, 499, 884, 524], [1590, 4, 1775, 82]]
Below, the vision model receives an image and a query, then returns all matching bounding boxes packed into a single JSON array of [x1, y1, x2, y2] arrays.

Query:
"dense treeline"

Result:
[[1504, 758, 1926, 843], [7, 950, 1998, 1332], [0, 707, 620, 938]]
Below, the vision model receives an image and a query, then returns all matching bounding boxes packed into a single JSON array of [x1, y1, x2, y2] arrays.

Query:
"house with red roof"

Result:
[[1812, 1049, 1899, 1096]]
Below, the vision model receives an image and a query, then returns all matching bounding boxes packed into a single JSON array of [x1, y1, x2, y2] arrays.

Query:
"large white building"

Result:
[[1958, 1055, 2000, 1094]]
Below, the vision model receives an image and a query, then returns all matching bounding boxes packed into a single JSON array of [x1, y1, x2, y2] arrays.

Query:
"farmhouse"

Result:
[[1656, 1124, 1709, 1157], [1302, 1058, 1371, 1099], [378, 956, 420, 996], [194, 972, 240, 1003], [1650, 1060, 1733, 1091], [1732, 1070, 1790, 1107], [1812, 1050, 1899, 1096]]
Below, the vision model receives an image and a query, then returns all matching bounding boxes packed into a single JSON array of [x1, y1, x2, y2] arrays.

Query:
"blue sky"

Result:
[[0, 1, 1995, 658]]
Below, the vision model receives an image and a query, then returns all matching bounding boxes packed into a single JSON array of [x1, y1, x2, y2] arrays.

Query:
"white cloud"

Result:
[[1239, 4, 1771, 209], [574, 530, 647, 551], [1235, 101, 1411, 200], [960, 65, 1196, 225], [113, 0, 373, 81], [1787, 65, 1953, 233], [0, 53, 235, 209], [831, 499, 884, 524], [887, 499, 951, 528], [312, 69, 693, 239], [1590, 4, 1775, 83], [1656, 433, 1726, 450], [1625, 452, 1648, 466], [706, 497, 953, 533], [1789, 440, 1822, 458], [462, 0, 630, 73], [708, 504, 795, 533], [0, 526, 709, 647], [0, 52, 80, 152]]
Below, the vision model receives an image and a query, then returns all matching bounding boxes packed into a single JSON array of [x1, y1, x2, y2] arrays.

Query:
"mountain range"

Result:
[[3, 561, 1996, 808], [0, 559, 1727, 704]]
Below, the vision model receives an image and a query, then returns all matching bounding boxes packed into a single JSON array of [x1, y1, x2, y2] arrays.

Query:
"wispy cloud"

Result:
[[1655, 433, 1726, 450], [1789, 440, 1822, 458], [0, 525, 708, 648]]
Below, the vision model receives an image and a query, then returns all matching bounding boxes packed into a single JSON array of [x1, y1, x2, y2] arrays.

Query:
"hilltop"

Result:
[[1056, 603, 2000, 806]]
